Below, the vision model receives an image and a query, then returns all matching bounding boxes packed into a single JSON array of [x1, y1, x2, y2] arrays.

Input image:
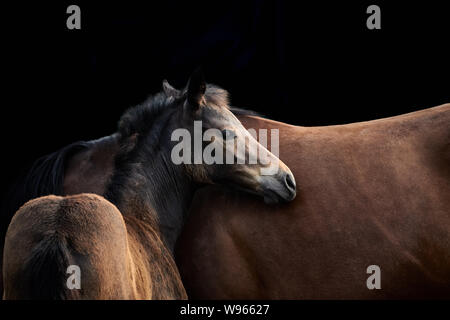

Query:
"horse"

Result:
[[1, 69, 296, 299], [176, 104, 450, 299], [3, 193, 152, 299]]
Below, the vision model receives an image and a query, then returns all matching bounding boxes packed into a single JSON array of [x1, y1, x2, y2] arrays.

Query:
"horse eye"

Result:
[[222, 129, 236, 140]]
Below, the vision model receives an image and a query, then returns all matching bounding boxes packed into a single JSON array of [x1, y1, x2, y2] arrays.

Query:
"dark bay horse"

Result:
[[176, 104, 450, 299], [2, 70, 296, 299]]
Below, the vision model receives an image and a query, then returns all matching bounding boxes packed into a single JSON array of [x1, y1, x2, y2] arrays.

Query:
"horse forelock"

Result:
[[117, 83, 258, 140], [117, 84, 230, 138]]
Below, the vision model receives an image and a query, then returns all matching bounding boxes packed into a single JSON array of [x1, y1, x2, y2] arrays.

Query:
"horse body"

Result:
[[176, 104, 450, 299]]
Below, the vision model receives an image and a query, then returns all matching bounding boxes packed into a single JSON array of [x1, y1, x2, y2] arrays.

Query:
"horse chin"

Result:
[[262, 188, 296, 204], [263, 189, 282, 204], [260, 175, 297, 204], [219, 178, 295, 205]]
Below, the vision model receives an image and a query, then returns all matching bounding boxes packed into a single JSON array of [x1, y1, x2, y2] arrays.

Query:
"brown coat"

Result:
[[3, 194, 186, 299], [176, 104, 450, 299]]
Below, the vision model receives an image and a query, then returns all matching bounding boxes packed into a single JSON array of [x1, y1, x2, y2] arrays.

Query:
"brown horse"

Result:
[[2, 70, 296, 299], [3, 193, 160, 299], [176, 104, 450, 299]]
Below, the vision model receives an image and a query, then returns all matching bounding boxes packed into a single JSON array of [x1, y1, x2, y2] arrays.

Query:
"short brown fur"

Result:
[[176, 104, 450, 299]]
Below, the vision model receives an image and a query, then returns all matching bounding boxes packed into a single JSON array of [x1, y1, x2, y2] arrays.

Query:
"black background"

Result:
[[0, 300, 447, 318], [2, 1, 449, 196]]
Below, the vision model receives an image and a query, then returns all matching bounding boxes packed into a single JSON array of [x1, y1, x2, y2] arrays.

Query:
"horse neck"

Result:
[[106, 150, 195, 254]]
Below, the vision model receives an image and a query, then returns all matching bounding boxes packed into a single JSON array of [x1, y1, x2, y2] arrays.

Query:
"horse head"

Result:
[[156, 69, 296, 204]]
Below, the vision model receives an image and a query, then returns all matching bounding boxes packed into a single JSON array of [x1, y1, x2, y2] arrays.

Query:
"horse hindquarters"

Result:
[[3, 194, 140, 299]]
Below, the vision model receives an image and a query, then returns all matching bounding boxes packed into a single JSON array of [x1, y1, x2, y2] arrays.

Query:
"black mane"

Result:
[[229, 106, 262, 117], [117, 84, 259, 140], [117, 91, 174, 139]]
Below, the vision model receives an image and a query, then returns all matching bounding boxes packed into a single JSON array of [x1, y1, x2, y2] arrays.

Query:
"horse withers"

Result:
[[2, 70, 296, 299]]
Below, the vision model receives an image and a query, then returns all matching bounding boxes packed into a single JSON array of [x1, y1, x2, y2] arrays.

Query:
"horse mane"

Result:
[[0, 141, 92, 242], [117, 84, 261, 139], [229, 106, 262, 117]]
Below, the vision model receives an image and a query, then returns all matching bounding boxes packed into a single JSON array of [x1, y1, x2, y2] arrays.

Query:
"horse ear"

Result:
[[186, 68, 206, 110], [162, 80, 180, 98]]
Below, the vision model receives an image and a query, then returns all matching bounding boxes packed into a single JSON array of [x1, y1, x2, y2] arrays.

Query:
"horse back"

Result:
[[177, 104, 450, 299]]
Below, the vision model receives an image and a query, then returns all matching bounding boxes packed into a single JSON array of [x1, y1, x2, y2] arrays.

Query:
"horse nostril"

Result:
[[285, 173, 296, 191]]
